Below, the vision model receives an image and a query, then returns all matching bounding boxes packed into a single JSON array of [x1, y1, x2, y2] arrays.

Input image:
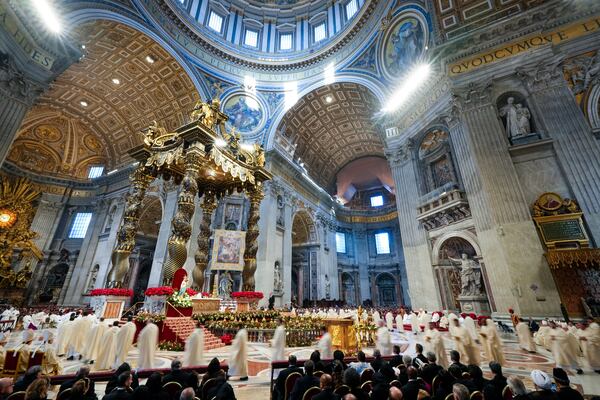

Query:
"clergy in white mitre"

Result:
[[228, 329, 249, 380], [423, 322, 448, 369], [548, 321, 582, 374], [184, 321, 205, 367], [515, 317, 536, 353], [137, 321, 159, 369], [376, 320, 392, 356], [271, 318, 286, 362], [410, 312, 419, 335], [451, 318, 480, 366], [578, 320, 600, 373], [94, 321, 120, 371], [317, 326, 333, 359], [115, 317, 137, 367], [385, 312, 394, 331], [480, 319, 505, 365]]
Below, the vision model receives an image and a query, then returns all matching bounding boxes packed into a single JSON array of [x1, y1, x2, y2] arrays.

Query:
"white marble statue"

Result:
[[273, 261, 283, 294], [449, 253, 482, 296], [499, 97, 532, 140]]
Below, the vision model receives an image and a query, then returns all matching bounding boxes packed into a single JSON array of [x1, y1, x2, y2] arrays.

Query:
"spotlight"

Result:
[[81, 45, 86, 49], [80, 100, 89, 107], [112, 78, 120, 85], [33, 0, 61, 34], [214, 138, 226, 147], [382, 63, 431, 113], [145, 55, 156, 64], [325, 96, 333, 103]]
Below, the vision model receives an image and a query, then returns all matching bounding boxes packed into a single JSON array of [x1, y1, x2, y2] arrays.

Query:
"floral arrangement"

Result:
[[167, 292, 192, 308], [220, 334, 233, 345], [145, 286, 175, 297], [158, 340, 184, 351], [201, 292, 211, 297], [135, 311, 166, 324], [89, 288, 133, 297], [459, 312, 477, 320], [231, 291, 264, 299], [185, 288, 198, 296], [193, 310, 324, 331]]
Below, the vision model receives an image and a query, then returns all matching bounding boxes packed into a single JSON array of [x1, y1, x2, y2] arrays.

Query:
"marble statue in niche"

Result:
[[273, 261, 283, 294], [498, 96, 537, 144], [218, 271, 234, 298], [448, 253, 482, 296], [276, 195, 284, 227], [324, 274, 331, 300], [86, 264, 99, 293]]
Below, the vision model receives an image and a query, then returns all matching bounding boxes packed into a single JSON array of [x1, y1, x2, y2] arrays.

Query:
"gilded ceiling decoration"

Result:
[[276, 83, 384, 190], [10, 20, 199, 179]]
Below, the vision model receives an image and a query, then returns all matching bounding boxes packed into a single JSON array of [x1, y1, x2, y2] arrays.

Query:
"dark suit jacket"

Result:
[[483, 375, 507, 400], [413, 354, 428, 368], [450, 362, 468, 373], [59, 377, 97, 400], [529, 390, 560, 400], [102, 388, 133, 400], [290, 375, 319, 400], [421, 363, 442, 384], [274, 366, 303, 400], [557, 387, 584, 400], [162, 369, 191, 387], [313, 388, 340, 400], [401, 379, 424, 400]]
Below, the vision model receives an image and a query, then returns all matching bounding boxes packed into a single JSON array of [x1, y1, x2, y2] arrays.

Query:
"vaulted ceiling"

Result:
[[8, 20, 199, 180], [276, 82, 384, 191]]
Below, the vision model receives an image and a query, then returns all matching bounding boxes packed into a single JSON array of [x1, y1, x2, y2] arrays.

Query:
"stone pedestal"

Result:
[[510, 133, 541, 146], [90, 295, 130, 319], [458, 295, 491, 315]]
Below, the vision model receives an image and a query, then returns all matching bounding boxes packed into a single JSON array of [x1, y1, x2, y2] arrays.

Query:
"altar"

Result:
[[323, 318, 357, 353], [192, 298, 221, 314]]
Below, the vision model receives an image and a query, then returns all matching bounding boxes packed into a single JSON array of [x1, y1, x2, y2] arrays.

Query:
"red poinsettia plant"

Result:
[[185, 288, 198, 296], [89, 288, 133, 297], [220, 334, 233, 345], [231, 291, 264, 299], [477, 315, 491, 326], [201, 292, 211, 297], [145, 286, 175, 297]]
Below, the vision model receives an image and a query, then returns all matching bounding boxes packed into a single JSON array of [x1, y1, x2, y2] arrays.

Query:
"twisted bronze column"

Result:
[[242, 186, 264, 291], [108, 165, 154, 287], [162, 143, 204, 284], [193, 191, 216, 290]]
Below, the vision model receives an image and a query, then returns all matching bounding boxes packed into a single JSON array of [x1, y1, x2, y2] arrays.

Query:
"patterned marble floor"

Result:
[[49, 331, 600, 398]]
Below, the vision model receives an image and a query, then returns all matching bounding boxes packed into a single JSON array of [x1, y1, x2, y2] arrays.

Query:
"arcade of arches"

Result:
[[2, 0, 600, 321]]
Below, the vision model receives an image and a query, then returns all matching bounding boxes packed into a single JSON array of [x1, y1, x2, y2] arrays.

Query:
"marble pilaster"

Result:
[[517, 64, 600, 243], [94, 197, 126, 288], [387, 143, 439, 310], [353, 227, 370, 302], [448, 82, 560, 316], [148, 188, 179, 287]]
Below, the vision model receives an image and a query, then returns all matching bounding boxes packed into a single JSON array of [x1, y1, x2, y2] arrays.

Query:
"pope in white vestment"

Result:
[[317, 327, 333, 359], [95, 323, 119, 370], [137, 322, 159, 369], [228, 329, 248, 379], [115, 320, 137, 367], [516, 320, 536, 353], [271, 323, 286, 361], [424, 323, 448, 369], [578, 322, 600, 371], [376, 321, 392, 356], [183, 326, 205, 367], [451, 319, 480, 366]]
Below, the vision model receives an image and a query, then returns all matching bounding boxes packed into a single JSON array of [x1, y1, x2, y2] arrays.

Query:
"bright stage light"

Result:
[[382, 63, 431, 113], [214, 138, 227, 147], [33, 0, 61, 34]]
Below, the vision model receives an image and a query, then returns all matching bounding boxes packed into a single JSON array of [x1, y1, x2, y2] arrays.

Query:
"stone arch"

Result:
[[431, 230, 481, 262], [292, 209, 319, 245]]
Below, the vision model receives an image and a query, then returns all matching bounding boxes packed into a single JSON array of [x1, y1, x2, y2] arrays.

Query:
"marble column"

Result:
[[281, 191, 295, 305], [148, 188, 179, 287], [387, 143, 439, 310], [353, 227, 370, 302], [517, 64, 600, 243], [254, 183, 279, 305], [448, 82, 560, 316], [94, 196, 126, 288], [0, 53, 41, 166]]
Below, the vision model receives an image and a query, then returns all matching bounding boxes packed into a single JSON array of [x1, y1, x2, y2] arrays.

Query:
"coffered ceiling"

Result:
[[9, 20, 199, 180], [276, 82, 384, 191]]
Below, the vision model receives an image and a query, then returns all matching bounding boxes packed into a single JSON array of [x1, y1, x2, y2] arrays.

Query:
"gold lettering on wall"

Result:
[[449, 16, 600, 75]]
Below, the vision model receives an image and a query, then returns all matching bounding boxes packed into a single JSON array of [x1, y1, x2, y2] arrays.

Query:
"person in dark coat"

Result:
[[553, 368, 584, 400], [201, 358, 227, 387], [135, 372, 170, 400], [342, 368, 369, 400], [313, 374, 340, 400], [162, 360, 190, 387], [401, 367, 425, 400], [105, 363, 139, 395], [102, 372, 133, 400], [390, 345, 403, 368], [59, 366, 97, 400], [421, 352, 443, 384], [273, 355, 303, 400], [449, 351, 468, 373], [413, 344, 428, 368], [13, 366, 42, 393], [290, 361, 319, 400], [468, 365, 488, 392], [483, 362, 507, 400]]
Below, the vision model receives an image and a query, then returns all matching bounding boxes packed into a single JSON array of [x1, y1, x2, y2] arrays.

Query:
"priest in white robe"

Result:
[[548, 322, 582, 374], [450, 318, 480, 366], [115, 318, 137, 367], [40, 331, 61, 375], [534, 320, 551, 349], [317, 326, 333, 359], [84, 317, 107, 362], [578, 321, 600, 373], [463, 316, 478, 341], [73, 313, 95, 357], [137, 321, 159, 369], [410, 312, 419, 335], [95, 321, 119, 371], [183, 323, 205, 367], [385, 312, 394, 331], [480, 319, 505, 365], [55, 314, 75, 356], [395, 314, 404, 332], [516, 318, 536, 353], [372, 310, 381, 326], [14, 330, 34, 374], [376, 320, 392, 356], [271, 319, 286, 361], [228, 329, 248, 380], [423, 322, 448, 368]]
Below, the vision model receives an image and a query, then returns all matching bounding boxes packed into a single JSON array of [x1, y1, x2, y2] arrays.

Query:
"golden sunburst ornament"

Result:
[[0, 209, 17, 228]]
